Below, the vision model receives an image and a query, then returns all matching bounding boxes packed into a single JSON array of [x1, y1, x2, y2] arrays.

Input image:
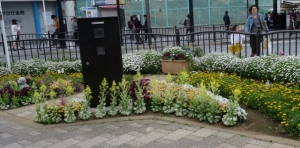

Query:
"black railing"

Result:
[[0, 24, 299, 63]]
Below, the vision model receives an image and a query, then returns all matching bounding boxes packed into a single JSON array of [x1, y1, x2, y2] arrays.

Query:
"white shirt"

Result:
[[230, 33, 245, 45], [11, 24, 20, 36]]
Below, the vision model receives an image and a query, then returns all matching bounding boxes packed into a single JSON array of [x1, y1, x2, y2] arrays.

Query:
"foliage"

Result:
[[161, 46, 193, 61], [118, 77, 132, 116], [95, 78, 108, 118], [108, 81, 119, 116]]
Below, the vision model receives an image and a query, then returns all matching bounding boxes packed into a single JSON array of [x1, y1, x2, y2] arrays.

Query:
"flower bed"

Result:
[[177, 71, 300, 137], [33, 72, 247, 126], [0, 72, 83, 110]]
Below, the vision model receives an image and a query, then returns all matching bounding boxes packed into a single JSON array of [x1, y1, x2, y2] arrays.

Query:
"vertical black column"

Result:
[[57, 0, 66, 46], [273, 0, 278, 30], [255, 0, 258, 7], [117, 0, 122, 45], [247, 0, 249, 17], [189, 0, 194, 41]]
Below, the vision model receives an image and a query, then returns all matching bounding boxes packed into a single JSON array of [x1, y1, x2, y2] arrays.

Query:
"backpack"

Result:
[[183, 19, 187, 26]]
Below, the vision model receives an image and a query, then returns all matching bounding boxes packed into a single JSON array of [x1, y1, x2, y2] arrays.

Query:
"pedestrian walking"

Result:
[[72, 16, 78, 45], [184, 14, 191, 34], [143, 14, 156, 41], [223, 11, 231, 31], [127, 16, 135, 40], [245, 5, 269, 57], [11, 19, 25, 51], [132, 15, 143, 44], [50, 15, 60, 46]]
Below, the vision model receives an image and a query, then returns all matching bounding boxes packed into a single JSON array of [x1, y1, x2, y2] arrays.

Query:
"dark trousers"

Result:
[[186, 28, 190, 34], [144, 29, 155, 41], [73, 31, 78, 44], [134, 29, 143, 43], [51, 31, 60, 45], [250, 35, 262, 56], [225, 24, 230, 30]]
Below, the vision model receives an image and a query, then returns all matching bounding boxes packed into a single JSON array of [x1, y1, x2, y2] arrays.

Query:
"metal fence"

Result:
[[0, 24, 299, 63]]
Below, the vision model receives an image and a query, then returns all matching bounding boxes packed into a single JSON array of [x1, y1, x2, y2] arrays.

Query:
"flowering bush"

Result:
[[161, 46, 193, 61], [122, 50, 162, 74], [195, 53, 300, 84]]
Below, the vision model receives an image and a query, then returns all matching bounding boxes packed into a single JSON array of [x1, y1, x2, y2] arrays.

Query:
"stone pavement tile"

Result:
[[135, 120, 155, 125], [97, 143, 116, 148], [213, 132, 235, 139], [130, 122, 145, 127], [162, 123, 185, 131], [163, 129, 193, 141], [191, 128, 217, 138], [2, 143, 23, 148], [24, 140, 52, 148], [67, 146, 81, 148], [100, 133, 118, 140], [0, 120, 8, 124], [139, 141, 169, 148], [17, 139, 33, 146], [192, 135, 227, 148], [76, 136, 109, 148], [184, 135, 203, 142], [80, 130, 103, 138], [110, 121, 132, 127], [45, 137, 62, 143], [106, 125, 120, 130], [118, 143, 141, 148], [155, 138, 174, 145], [110, 125, 139, 136], [168, 138, 199, 148], [126, 141, 145, 147], [47, 138, 80, 148], [182, 126, 200, 132], [146, 123, 168, 129], [135, 126, 155, 134], [0, 132, 14, 138], [225, 135, 253, 147], [218, 143, 240, 148], [249, 140, 272, 147], [242, 143, 267, 148], [134, 132, 165, 144], [27, 131, 41, 136], [105, 134, 137, 146], [73, 135, 89, 142], [10, 125, 24, 130], [53, 128, 68, 133], [154, 128, 172, 134], [155, 121, 170, 125], [79, 126, 93, 132], [128, 131, 145, 137], [269, 143, 294, 148]]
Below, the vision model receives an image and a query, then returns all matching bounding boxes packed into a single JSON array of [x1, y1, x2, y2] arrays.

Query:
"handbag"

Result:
[[17, 31, 21, 35], [263, 38, 272, 54]]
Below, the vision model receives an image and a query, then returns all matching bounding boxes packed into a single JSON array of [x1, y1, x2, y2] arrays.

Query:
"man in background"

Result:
[[143, 14, 156, 41], [223, 11, 231, 31]]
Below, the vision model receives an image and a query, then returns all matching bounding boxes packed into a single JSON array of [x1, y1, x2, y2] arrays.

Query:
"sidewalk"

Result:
[[0, 75, 299, 148]]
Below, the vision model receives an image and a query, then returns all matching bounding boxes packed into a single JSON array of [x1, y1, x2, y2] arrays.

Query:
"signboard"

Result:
[[93, 0, 126, 6], [86, 7, 98, 18]]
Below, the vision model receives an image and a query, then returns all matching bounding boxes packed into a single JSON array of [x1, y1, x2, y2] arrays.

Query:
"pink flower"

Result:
[[279, 51, 284, 56]]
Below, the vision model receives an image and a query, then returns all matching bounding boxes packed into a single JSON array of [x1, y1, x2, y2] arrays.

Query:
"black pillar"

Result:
[[189, 0, 194, 41], [56, 0, 66, 46], [255, 0, 258, 7], [117, 0, 123, 45], [247, 0, 249, 17], [273, 0, 278, 30]]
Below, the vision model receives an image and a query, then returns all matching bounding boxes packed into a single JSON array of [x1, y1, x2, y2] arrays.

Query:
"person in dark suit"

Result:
[[132, 15, 143, 44], [143, 14, 156, 41], [223, 11, 231, 31]]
